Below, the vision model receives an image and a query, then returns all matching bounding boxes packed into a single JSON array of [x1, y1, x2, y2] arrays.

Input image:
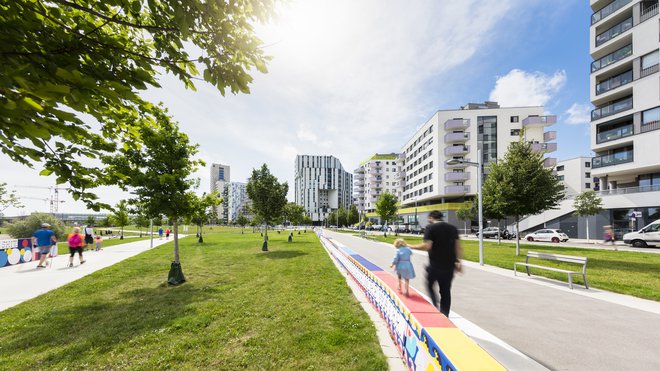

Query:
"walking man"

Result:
[[83, 224, 95, 251], [32, 223, 56, 268], [410, 211, 463, 317]]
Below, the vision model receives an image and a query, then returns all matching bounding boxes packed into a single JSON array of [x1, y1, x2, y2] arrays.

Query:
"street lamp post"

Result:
[[446, 149, 484, 266]]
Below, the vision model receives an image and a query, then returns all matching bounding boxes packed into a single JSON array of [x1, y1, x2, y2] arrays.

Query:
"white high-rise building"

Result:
[[210, 163, 230, 223], [294, 155, 353, 223], [354, 153, 403, 215], [227, 182, 250, 223], [556, 157, 594, 196], [590, 0, 660, 192], [399, 101, 557, 226]]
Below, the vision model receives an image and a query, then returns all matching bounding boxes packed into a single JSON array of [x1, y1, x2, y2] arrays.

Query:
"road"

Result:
[[325, 230, 660, 371]]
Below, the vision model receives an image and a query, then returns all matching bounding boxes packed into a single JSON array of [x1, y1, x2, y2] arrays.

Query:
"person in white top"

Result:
[[83, 225, 95, 251]]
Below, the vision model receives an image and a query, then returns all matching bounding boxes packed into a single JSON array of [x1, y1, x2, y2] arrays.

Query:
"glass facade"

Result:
[[477, 116, 497, 166]]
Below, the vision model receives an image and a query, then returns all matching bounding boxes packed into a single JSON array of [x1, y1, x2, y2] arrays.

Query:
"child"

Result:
[[95, 235, 103, 251], [390, 238, 415, 296]]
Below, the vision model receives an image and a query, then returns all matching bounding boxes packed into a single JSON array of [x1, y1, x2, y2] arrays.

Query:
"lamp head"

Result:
[[445, 158, 463, 165]]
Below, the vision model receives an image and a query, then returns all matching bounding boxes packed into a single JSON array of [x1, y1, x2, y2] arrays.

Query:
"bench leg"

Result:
[[583, 274, 589, 289], [513, 264, 517, 276], [526, 265, 530, 276], [568, 273, 573, 289]]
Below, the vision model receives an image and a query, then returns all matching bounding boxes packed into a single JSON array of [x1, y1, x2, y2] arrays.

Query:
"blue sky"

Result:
[[2, 0, 597, 214]]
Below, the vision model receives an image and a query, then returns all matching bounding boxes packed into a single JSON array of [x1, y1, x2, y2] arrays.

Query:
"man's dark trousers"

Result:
[[426, 267, 454, 317]]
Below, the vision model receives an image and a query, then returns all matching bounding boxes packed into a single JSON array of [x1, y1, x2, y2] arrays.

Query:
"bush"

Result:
[[7, 213, 67, 240]]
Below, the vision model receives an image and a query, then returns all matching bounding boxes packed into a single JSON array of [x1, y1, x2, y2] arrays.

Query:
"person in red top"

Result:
[[165, 228, 170, 240], [67, 227, 86, 267]]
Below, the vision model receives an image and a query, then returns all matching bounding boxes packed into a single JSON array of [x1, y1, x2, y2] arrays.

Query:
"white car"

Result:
[[525, 229, 569, 243], [623, 220, 660, 248]]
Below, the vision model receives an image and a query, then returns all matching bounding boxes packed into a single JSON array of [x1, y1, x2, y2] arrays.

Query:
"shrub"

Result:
[[7, 213, 67, 240]]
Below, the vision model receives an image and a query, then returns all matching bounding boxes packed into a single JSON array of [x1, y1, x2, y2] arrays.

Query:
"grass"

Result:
[[0, 229, 387, 370], [354, 233, 660, 302]]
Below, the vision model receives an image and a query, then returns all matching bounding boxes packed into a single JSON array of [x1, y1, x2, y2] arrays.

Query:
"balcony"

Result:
[[592, 149, 634, 168], [596, 122, 633, 143], [522, 115, 557, 127], [354, 173, 364, 180], [531, 142, 558, 153], [354, 167, 365, 174], [444, 119, 470, 130], [397, 170, 406, 178], [444, 145, 469, 156], [640, 1, 659, 23], [595, 69, 632, 95], [444, 185, 470, 195], [595, 17, 632, 47], [591, 44, 632, 73], [591, 96, 633, 120], [445, 172, 470, 182], [444, 132, 470, 143], [543, 131, 557, 142], [640, 63, 659, 78], [641, 120, 660, 133], [544, 157, 557, 168], [591, 0, 632, 25]]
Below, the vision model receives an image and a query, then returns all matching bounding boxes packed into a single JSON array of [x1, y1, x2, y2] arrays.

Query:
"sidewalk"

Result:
[[0, 236, 181, 312], [325, 230, 660, 371]]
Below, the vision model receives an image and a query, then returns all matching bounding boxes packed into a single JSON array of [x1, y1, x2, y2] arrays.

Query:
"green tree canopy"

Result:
[[348, 204, 360, 225], [375, 192, 398, 227], [0, 182, 23, 213], [482, 140, 565, 254], [1, 0, 276, 208], [7, 212, 66, 240], [110, 200, 130, 238], [573, 190, 603, 241], [246, 164, 288, 251], [189, 192, 221, 241], [235, 214, 250, 233], [283, 202, 305, 226]]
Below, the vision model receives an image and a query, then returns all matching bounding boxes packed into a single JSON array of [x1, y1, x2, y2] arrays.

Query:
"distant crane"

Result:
[[15, 185, 69, 213], [17, 195, 65, 212]]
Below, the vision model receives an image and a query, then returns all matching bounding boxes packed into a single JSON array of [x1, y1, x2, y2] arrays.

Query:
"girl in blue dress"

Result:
[[390, 238, 416, 296]]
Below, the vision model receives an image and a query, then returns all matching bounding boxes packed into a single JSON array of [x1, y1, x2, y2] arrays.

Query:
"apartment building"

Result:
[[210, 163, 230, 223], [398, 101, 557, 227], [354, 153, 403, 215], [588, 0, 660, 232], [226, 182, 251, 223], [556, 157, 594, 196], [294, 155, 353, 223]]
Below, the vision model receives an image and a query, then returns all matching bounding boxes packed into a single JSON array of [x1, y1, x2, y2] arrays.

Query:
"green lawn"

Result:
[[357, 233, 660, 302], [0, 229, 387, 369]]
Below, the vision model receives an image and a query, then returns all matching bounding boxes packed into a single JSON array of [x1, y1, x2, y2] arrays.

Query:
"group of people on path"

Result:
[[389, 210, 463, 317], [157, 227, 171, 240], [31, 223, 104, 269]]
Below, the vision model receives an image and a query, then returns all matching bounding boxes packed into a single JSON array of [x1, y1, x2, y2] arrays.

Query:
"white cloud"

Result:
[[564, 103, 592, 125], [489, 69, 567, 107]]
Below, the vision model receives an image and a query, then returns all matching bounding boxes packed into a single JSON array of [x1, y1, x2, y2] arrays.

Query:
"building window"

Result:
[[510, 129, 520, 136], [511, 116, 519, 123], [558, 175, 565, 181], [585, 172, 591, 178], [642, 106, 660, 126], [585, 162, 591, 167], [585, 183, 591, 189], [478, 116, 498, 166], [640, 50, 659, 77], [556, 165, 564, 171]]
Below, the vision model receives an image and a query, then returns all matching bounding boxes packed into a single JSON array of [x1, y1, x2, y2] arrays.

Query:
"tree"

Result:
[[0, 182, 23, 213], [482, 140, 565, 255], [337, 207, 348, 228], [130, 202, 152, 237], [104, 118, 202, 285], [110, 200, 130, 239], [246, 164, 288, 251], [456, 201, 476, 236], [190, 192, 221, 243], [348, 204, 360, 226], [573, 190, 603, 242], [302, 215, 313, 226], [236, 214, 250, 234], [326, 209, 338, 227], [375, 192, 398, 236], [283, 202, 305, 226], [1, 1, 276, 209], [7, 213, 66, 240], [85, 215, 96, 226]]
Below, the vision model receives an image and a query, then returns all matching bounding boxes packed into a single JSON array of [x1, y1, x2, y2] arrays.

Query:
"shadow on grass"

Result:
[[257, 250, 308, 260], [3, 283, 211, 367]]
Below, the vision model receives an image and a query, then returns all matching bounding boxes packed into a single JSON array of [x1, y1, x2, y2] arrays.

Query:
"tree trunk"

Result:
[[120, 225, 124, 239], [173, 219, 180, 263], [198, 223, 204, 243], [586, 217, 590, 243], [262, 224, 268, 251], [497, 220, 501, 244], [515, 218, 520, 256], [464, 220, 467, 237]]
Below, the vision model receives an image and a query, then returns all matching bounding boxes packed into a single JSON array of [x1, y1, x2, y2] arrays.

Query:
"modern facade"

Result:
[[294, 155, 353, 223], [354, 153, 403, 215], [210, 163, 230, 223], [227, 182, 251, 223], [556, 157, 594, 196], [396, 101, 557, 227]]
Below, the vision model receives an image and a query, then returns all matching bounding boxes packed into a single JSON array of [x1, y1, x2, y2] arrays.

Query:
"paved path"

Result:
[[325, 230, 660, 371], [0, 236, 180, 312]]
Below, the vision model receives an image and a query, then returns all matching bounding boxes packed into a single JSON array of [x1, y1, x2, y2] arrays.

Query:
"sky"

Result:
[[2, 0, 595, 216]]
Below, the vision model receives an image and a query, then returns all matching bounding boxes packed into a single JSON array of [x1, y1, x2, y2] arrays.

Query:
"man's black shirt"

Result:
[[423, 221, 459, 271]]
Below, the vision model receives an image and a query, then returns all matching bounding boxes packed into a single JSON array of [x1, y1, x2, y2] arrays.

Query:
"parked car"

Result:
[[476, 227, 505, 239], [525, 229, 569, 243], [623, 219, 660, 248]]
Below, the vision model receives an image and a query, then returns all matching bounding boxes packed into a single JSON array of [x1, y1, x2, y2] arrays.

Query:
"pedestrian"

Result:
[[95, 235, 103, 251], [67, 227, 86, 267], [409, 210, 463, 317], [603, 225, 617, 250], [83, 224, 94, 251], [158, 226, 164, 240], [390, 238, 415, 296], [166, 228, 170, 240], [32, 223, 56, 268]]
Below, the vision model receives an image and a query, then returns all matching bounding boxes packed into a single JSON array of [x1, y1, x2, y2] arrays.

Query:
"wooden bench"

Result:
[[514, 251, 589, 289]]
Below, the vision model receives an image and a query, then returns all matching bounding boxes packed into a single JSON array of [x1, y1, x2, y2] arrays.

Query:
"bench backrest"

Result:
[[527, 251, 587, 265]]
